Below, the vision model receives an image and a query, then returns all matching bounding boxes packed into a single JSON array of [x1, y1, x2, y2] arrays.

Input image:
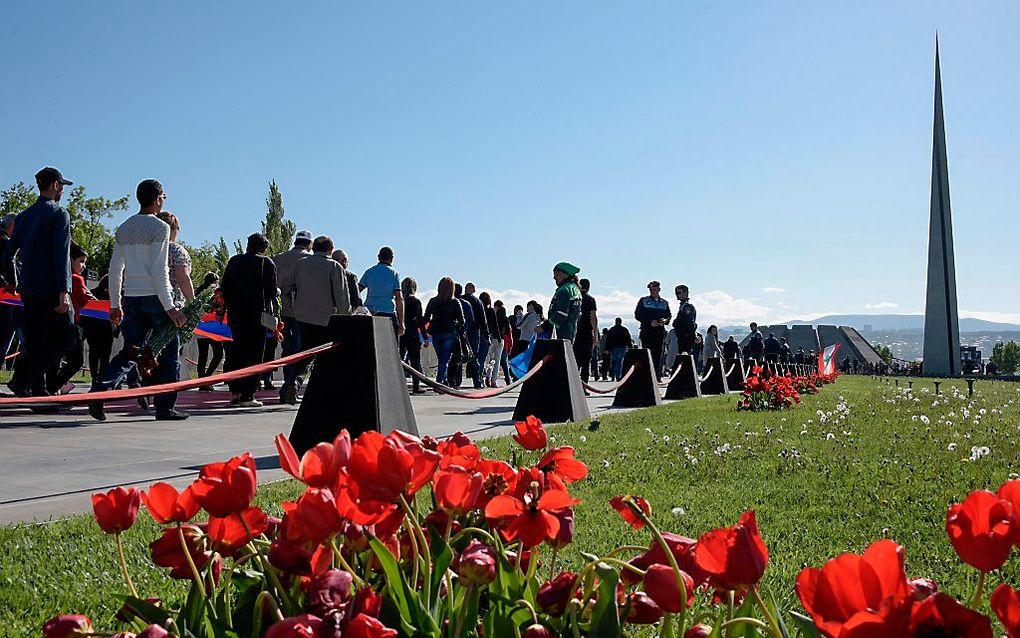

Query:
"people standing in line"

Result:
[[88, 179, 187, 421], [461, 283, 489, 389], [779, 337, 792, 364], [722, 335, 740, 361], [0, 214, 19, 363], [635, 280, 671, 380], [494, 300, 512, 384], [794, 347, 806, 365], [514, 300, 542, 350], [672, 284, 697, 356], [763, 332, 781, 363], [479, 292, 503, 387], [703, 325, 723, 368], [47, 242, 94, 394], [511, 304, 524, 342], [448, 283, 474, 388], [274, 230, 313, 404], [400, 276, 425, 394], [287, 236, 350, 388], [220, 232, 278, 408], [549, 262, 582, 342], [572, 277, 598, 383], [196, 287, 226, 391], [746, 322, 765, 364], [359, 246, 404, 337], [605, 317, 632, 381], [331, 249, 363, 310], [0, 167, 77, 399], [79, 274, 115, 380], [423, 277, 464, 386], [692, 332, 705, 374]]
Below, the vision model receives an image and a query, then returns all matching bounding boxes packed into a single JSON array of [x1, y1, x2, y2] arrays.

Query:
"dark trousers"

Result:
[[279, 316, 303, 389], [197, 338, 224, 377], [93, 295, 179, 414], [261, 335, 277, 383], [641, 329, 666, 380], [48, 325, 84, 393], [448, 334, 465, 388], [399, 334, 423, 391], [292, 321, 333, 386], [0, 304, 16, 360], [20, 293, 76, 394], [81, 315, 114, 379], [573, 334, 595, 383], [225, 321, 264, 398]]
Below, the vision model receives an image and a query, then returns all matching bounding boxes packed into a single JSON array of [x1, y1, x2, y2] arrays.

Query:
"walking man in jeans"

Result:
[[89, 179, 187, 421], [359, 246, 404, 337], [274, 229, 313, 404], [0, 167, 77, 399]]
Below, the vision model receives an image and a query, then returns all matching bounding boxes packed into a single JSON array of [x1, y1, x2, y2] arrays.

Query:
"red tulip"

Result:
[[610, 495, 650, 530], [137, 626, 170, 638], [627, 533, 708, 588], [537, 571, 578, 616], [537, 446, 588, 483], [684, 625, 712, 638], [91, 487, 141, 534], [351, 587, 383, 619], [694, 511, 769, 589], [345, 613, 398, 638], [142, 483, 200, 525], [269, 536, 314, 576], [305, 569, 354, 615], [513, 416, 548, 450], [475, 459, 518, 509], [435, 466, 484, 516], [485, 486, 578, 548], [150, 524, 220, 581], [998, 480, 1020, 542], [345, 431, 440, 517], [907, 592, 992, 638], [207, 506, 269, 555], [275, 431, 349, 489], [42, 615, 93, 638], [281, 488, 345, 545], [945, 490, 1015, 572], [795, 539, 913, 638], [191, 453, 258, 517], [548, 507, 574, 550], [454, 540, 498, 586], [437, 432, 481, 470], [626, 591, 664, 624], [522, 623, 554, 638], [992, 584, 1020, 638], [643, 564, 695, 613], [265, 614, 323, 638]]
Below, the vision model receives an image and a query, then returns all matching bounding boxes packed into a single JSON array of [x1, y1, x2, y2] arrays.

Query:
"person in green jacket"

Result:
[[549, 261, 582, 341]]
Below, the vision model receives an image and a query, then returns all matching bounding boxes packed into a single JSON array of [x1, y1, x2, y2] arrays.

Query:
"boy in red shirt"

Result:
[[48, 242, 94, 394]]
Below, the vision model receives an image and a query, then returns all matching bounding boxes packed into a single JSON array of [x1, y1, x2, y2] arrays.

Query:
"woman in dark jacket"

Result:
[[400, 277, 425, 394], [81, 274, 114, 380], [423, 277, 464, 386], [220, 232, 278, 407]]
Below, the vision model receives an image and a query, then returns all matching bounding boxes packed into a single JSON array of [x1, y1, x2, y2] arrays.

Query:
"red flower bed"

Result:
[[50, 414, 1020, 638]]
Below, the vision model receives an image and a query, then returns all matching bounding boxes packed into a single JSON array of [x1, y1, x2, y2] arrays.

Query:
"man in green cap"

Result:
[[549, 262, 582, 341]]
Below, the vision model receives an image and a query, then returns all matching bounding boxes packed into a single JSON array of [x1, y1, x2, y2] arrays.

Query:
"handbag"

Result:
[[259, 258, 278, 331]]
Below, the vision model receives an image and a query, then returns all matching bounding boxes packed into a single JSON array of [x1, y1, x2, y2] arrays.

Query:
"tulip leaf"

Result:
[[113, 594, 173, 625], [788, 611, 822, 638], [369, 537, 440, 636], [767, 591, 793, 638], [427, 527, 453, 613], [589, 562, 620, 638]]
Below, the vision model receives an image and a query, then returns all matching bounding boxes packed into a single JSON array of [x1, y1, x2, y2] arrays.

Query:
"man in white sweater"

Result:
[[88, 179, 187, 421]]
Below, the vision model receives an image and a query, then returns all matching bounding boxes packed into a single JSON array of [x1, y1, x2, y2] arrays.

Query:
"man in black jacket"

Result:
[[722, 336, 740, 361], [604, 317, 633, 381], [462, 282, 488, 389], [763, 332, 781, 363], [672, 284, 697, 356]]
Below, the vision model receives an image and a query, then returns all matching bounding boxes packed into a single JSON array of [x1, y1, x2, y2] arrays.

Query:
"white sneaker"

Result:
[[239, 399, 264, 408]]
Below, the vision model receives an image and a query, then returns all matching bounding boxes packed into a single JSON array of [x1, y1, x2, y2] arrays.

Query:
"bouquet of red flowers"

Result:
[[738, 367, 803, 411]]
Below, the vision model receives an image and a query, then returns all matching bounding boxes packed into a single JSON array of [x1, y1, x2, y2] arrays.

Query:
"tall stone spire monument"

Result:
[[922, 39, 961, 377]]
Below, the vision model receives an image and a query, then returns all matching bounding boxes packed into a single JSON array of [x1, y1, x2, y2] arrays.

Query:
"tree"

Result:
[[991, 341, 1020, 374], [180, 240, 222, 289], [874, 343, 893, 364], [0, 181, 37, 215], [261, 179, 296, 257], [65, 186, 130, 277]]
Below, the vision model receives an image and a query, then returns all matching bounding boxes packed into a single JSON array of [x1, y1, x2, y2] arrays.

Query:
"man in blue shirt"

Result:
[[359, 246, 404, 337], [0, 167, 77, 398]]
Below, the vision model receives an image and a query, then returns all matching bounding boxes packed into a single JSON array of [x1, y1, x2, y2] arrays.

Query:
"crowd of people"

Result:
[[1, 167, 850, 423]]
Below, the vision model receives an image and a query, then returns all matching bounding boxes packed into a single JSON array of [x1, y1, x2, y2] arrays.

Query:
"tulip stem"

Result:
[[328, 539, 367, 588], [177, 525, 207, 598], [627, 501, 689, 628], [403, 514, 422, 586], [400, 495, 433, 603], [749, 587, 784, 638], [237, 513, 294, 613], [255, 590, 285, 623], [971, 571, 987, 609], [548, 547, 559, 579], [514, 599, 540, 624], [114, 532, 139, 598], [720, 617, 769, 632], [450, 526, 497, 545], [598, 556, 646, 577], [453, 583, 474, 638]]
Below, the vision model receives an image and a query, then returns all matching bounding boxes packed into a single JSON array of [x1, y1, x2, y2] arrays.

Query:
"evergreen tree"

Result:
[[261, 179, 296, 257]]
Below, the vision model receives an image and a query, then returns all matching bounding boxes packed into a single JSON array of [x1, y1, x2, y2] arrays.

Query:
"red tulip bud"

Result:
[[305, 569, 354, 615], [908, 577, 938, 602], [138, 626, 170, 638], [626, 591, 663, 624], [684, 624, 713, 638], [112, 632, 138, 638], [454, 540, 497, 586], [547, 507, 574, 550], [537, 571, 577, 616], [522, 623, 553, 638], [42, 615, 93, 638], [643, 564, 695, 613]]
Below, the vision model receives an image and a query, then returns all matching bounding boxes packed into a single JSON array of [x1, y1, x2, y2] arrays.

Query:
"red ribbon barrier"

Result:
[[400, 355, 551, 399], [582, 363, 636, 395], [0, 342, 337, 408]]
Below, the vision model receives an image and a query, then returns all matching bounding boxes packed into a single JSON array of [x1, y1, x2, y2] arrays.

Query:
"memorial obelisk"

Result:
[[922, 39, 961, 377]]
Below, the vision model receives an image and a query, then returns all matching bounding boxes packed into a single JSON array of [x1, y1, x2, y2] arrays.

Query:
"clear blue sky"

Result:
[[2, 2, 1017, 327]]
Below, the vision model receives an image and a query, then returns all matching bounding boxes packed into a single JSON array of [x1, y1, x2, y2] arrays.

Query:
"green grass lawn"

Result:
[[2, 376, 1019, 635]]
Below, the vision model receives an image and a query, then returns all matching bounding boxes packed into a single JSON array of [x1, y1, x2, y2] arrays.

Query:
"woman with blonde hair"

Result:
[[155, 211, 194, 305]]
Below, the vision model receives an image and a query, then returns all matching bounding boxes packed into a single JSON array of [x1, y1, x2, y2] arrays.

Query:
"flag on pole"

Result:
[[818, 343, 840, 375]]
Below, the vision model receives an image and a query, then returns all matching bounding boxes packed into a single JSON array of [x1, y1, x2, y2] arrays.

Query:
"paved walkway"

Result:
[[0, 383, 624, 525]]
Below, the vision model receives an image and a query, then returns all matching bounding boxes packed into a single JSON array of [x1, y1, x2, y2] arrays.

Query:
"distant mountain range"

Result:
[[721, 314, 1020, 334]]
